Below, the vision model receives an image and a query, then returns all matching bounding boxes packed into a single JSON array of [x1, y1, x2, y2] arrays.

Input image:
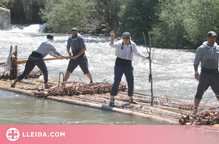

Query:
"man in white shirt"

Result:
[[109, 30, 150, 107]]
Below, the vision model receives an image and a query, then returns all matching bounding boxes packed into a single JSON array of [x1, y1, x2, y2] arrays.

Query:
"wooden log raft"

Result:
[[0, 78, 181, 124], [10, 45, 18, 79], [0, 76, 218, 126], [48, 96, 177, 124], [1, 46, 219, 129]]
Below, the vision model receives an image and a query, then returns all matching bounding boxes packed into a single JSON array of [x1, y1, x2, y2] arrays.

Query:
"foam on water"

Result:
[[10, 23, 48, 33]]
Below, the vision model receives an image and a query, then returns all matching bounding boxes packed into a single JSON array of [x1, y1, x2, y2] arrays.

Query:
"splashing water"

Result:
[[4, 51, 14, 72], [10, 23, 48, 33], [0, 24, 218, 106]]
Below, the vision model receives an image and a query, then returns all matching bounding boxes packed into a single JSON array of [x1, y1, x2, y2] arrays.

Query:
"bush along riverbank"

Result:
[[3, 0, 218, 48]]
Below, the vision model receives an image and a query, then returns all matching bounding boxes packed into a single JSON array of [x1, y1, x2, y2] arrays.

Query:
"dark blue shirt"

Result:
[[67, 35, 86, 55]]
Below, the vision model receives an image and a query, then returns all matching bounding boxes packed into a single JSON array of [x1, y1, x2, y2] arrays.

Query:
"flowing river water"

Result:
[[0, 24, 218, 125]]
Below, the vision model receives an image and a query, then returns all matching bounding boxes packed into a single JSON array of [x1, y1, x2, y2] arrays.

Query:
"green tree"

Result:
[[118, 0, 160, 44], [40, 0, 94, 33], [152, 0, 219, 49], [151, 0, 191, 48], [94, 0, 125, 33], [95, 0, 122, 25], [184, 0, 219, 46], [0, 0, 10, 8]]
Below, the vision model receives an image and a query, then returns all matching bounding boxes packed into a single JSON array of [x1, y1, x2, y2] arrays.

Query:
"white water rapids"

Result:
[[0, 24, 218, 124], [0, 24, 217, 105]]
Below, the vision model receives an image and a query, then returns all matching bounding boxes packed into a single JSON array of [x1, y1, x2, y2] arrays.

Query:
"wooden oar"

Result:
[[16, 57, 62, 65], [0, 57, 73, 66], [0, 62, 5, 66]]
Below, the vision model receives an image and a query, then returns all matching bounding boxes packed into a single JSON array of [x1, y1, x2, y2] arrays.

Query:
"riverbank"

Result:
[[1, 30, 219, 125]]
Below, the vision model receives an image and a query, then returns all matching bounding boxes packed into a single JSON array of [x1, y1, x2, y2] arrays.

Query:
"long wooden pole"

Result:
[[0, 57, 72, 66], [142, 32, 149, 53], [15, 57, 62, 65], [0, 62, 6, 65], [10, 45, 18, 79], [148, 32, 154, 106], [142, 32, 154, 106]]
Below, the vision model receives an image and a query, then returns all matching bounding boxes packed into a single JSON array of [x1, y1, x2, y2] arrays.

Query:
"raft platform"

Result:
[[1, 77, 219, 134], [0, 45, 181, 124], [0, 45, 219, 132], [0, 77, 216, 125]]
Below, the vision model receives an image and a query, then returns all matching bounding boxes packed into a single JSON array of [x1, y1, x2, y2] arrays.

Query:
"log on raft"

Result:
[[48, 96, 178, 124], [0, 57, 73, 66], [0, 78, 218, 127], [0, 78, 180, 124]]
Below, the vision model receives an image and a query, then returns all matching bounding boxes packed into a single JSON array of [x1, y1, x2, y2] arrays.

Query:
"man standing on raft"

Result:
[[11, 35, 65, 89], [109, 30, 150, 107], [62, 28, 93, 85], [193, 31, 219, 114]]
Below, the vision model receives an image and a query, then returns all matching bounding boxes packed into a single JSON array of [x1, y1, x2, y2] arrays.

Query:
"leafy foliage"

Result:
[[0, 0, 10, 8], [152, 0, 219, 49], [40, 0, 160, 44], [184, 0, 219, 46], [39, 0, 219, 48], [151, 0, 190, 48], [118, 0, 160, 44], [40, 0, 93, 33], [95, 0, 122, 28]]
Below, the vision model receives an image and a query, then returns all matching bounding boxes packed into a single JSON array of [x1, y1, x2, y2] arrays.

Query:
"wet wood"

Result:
[[10, 45, 18, 79], [40, 96, 178, 124], [0, 78, 218, 126], [1, 57, 76, 66], [15, 57, 61, 65]]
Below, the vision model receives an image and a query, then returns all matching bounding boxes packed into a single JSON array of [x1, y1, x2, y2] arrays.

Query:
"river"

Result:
[[0, 24, 218, 124]]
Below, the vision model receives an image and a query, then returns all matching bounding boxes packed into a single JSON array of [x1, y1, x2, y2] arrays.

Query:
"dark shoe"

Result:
[[129, 100, 138, 104], [11, 82, 16, 88], [90, 81, 93, 84], [45, 83, 53, 89], [11, 80, 17, 88], [109, 101, 116, 107]]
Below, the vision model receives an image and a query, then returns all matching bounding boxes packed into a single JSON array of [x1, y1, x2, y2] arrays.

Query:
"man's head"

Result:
[[71, 27, 78, 38], [47, 35, 54, 41], [206, 31, 217, 47], [122, 32, 131, 45]]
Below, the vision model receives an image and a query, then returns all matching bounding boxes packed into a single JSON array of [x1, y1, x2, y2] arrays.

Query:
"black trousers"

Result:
[[195, 72, 219, 100], [17, 56, 48, 83]]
